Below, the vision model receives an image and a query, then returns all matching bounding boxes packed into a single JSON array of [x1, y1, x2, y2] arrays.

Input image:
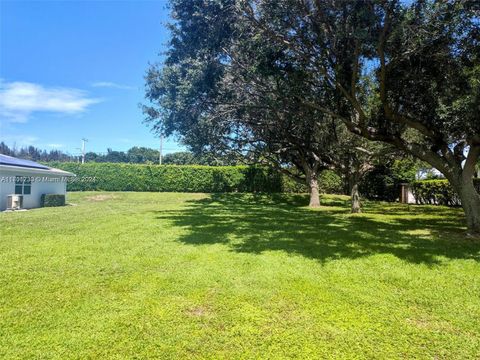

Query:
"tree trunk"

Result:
[[403, 143, 479, 236], [351, 183, 361, 213], [345, 174, 354, 196], [307, 172, 321, 208], [455, 177, 480, 236]]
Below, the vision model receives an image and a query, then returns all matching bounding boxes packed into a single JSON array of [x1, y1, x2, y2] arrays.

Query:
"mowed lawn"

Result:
[[1, 192, 479, 359]]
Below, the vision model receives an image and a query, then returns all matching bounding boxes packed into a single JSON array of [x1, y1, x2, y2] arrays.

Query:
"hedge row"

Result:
[[411, 179, 480, 206], [48, 162, 342, 193]]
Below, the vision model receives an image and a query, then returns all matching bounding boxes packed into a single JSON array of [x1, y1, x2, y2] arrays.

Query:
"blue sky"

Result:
[[0, 0, 184, 155]]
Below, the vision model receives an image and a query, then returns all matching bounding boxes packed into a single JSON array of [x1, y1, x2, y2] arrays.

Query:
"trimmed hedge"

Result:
[[411, 179, 480, 206], [51, 163, 281, 192], [41, 194, 66, 207], [47, 162, 342, 194]]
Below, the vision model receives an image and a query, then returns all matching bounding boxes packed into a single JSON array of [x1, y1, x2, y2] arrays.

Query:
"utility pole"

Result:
[[159, 134, 163, 165], [81, 138, 88, 164]]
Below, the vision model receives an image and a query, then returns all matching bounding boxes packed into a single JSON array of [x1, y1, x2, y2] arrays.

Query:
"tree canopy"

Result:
[[144, 0, 480, 232], [237, 0, 480, 231]]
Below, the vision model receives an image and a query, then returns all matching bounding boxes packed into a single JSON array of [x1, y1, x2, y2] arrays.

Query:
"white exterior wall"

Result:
[[0, 167, 69, 211], [406, 189, 416, 204]]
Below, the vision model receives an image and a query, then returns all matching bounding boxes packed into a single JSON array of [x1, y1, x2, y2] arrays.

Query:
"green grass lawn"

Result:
[[1, 192, 479, 359]]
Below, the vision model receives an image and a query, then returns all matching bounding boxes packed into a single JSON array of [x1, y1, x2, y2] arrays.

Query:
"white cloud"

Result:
[[91, 81, 134, 90], [0, 80, 101, 122], [47, 143, 64, 149]]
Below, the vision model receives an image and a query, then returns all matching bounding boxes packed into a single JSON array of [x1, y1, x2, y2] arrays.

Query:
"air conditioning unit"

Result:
[[7, 195, 23, 210]]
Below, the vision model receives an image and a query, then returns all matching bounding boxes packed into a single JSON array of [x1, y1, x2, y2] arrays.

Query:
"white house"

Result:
[[0, 154, 75, 211]]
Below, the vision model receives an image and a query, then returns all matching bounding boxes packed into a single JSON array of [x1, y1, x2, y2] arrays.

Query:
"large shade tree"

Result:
[[145, 0, 479, 227], [238, 0, 480, 234], [144, 0, 411, 211], [144, 0, 341, 207]]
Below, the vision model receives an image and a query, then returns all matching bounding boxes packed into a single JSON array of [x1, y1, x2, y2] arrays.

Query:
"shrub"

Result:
[[274, 170, 342, 194], [318, 170, 343, 194], [360, 159, 418, 202], [41, 194, 66, 207], [360, 166, 398, 201], [411, 179, 480, 206]]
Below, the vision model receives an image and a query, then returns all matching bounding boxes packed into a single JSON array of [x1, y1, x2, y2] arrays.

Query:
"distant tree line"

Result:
[[85, 147, 241, 165], [0, 142, 75, 162], [0, 142, 239, 165]]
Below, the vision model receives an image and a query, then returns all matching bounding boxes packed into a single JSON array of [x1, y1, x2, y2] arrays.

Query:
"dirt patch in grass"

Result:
[[186, 306, 210, 317], [406, 317, 455, 333], [406, 317, 431, 329], [86, 194, 116, 202]]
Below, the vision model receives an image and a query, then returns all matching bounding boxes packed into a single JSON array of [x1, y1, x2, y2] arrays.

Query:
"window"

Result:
[[15, 176, 31, 195]]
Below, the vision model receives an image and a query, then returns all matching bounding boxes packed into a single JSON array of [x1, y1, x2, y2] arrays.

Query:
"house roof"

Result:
[[0, 154, 75, 176], [0, 154, 51, 170]]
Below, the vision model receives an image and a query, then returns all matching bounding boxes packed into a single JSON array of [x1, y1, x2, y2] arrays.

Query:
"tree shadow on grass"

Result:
[[153, 193, 480, 265]]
